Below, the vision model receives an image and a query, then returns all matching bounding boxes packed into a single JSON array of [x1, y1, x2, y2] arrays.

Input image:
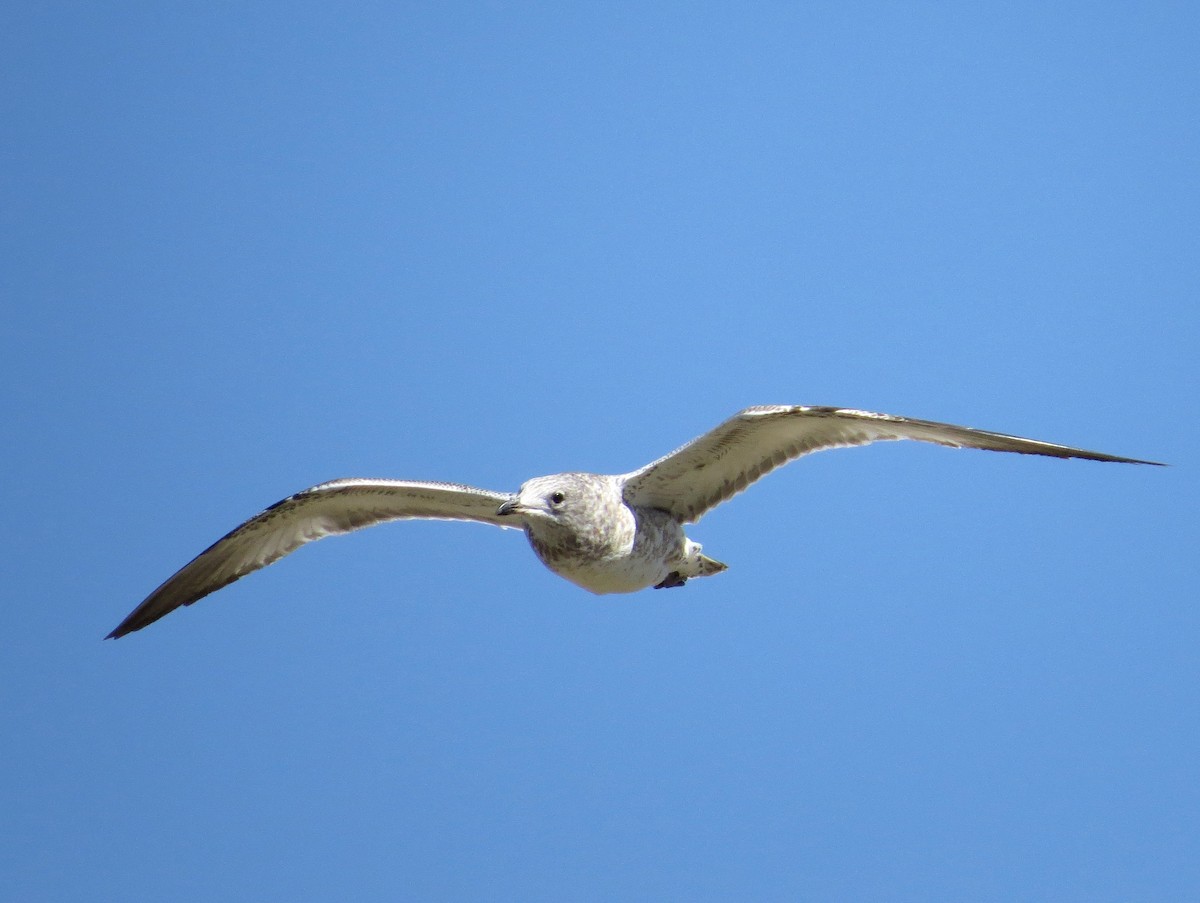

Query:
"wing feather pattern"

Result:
[[108, 479, 512, 638], [621, 406, 1162, 523]]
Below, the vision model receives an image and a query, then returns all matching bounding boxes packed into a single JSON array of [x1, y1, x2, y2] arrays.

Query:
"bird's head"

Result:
[[495, 473, 618, 533]]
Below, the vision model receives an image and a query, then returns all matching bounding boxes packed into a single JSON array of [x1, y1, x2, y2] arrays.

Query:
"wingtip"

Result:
[[1064, 449, 1166, 467], [105, 614, 146, 640]]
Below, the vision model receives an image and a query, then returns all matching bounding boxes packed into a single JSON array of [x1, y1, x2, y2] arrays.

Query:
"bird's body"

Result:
[[508, 477, 722, 594], [108, 405, 1161, 638]]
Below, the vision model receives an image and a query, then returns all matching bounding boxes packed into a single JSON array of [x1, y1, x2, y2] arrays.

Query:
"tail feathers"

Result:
[[653, 553, 729, 590]]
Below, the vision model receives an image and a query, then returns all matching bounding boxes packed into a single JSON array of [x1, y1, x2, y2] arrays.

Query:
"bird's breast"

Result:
[[524, 506, 684, 594]]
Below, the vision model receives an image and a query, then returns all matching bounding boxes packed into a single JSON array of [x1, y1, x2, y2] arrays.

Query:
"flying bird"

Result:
[[108, 405, 1161, 638]]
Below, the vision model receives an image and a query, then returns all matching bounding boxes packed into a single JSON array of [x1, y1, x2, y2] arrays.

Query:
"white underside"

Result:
[[545, 534, 711, 595], [555, 556, 673, 594]]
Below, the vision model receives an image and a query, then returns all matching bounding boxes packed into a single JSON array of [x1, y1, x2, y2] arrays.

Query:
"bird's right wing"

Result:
[[621, 405, 1161, 524], [108, 479, 513, 638]]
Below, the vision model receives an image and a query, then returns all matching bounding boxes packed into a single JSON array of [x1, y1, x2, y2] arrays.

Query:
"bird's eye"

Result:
[[550, 491, 566, 505]]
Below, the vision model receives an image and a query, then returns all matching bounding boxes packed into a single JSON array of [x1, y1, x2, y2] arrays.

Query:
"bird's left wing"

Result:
[[621, 405, 1161, 523], [108, 479, 513, 638]]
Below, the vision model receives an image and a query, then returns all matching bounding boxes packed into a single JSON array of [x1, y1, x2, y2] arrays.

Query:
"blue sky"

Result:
[[2, 3, 1196, 900]]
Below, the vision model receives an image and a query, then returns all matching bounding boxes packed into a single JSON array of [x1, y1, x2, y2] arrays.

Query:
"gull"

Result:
[[107, 405, 1161, 638]]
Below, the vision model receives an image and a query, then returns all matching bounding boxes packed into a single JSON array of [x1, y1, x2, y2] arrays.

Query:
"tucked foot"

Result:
[[654, 571, 688, 589]]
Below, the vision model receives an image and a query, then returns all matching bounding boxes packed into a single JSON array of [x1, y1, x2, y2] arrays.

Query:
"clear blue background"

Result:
[[3, 3, 1195, 900]]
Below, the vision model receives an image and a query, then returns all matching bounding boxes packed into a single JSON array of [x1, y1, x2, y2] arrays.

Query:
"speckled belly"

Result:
[[527, 508, 686, 594]]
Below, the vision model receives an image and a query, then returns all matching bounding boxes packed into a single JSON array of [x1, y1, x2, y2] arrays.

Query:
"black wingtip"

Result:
[[105, 611, 151, 640], [1068, 450, 1167, 466]]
